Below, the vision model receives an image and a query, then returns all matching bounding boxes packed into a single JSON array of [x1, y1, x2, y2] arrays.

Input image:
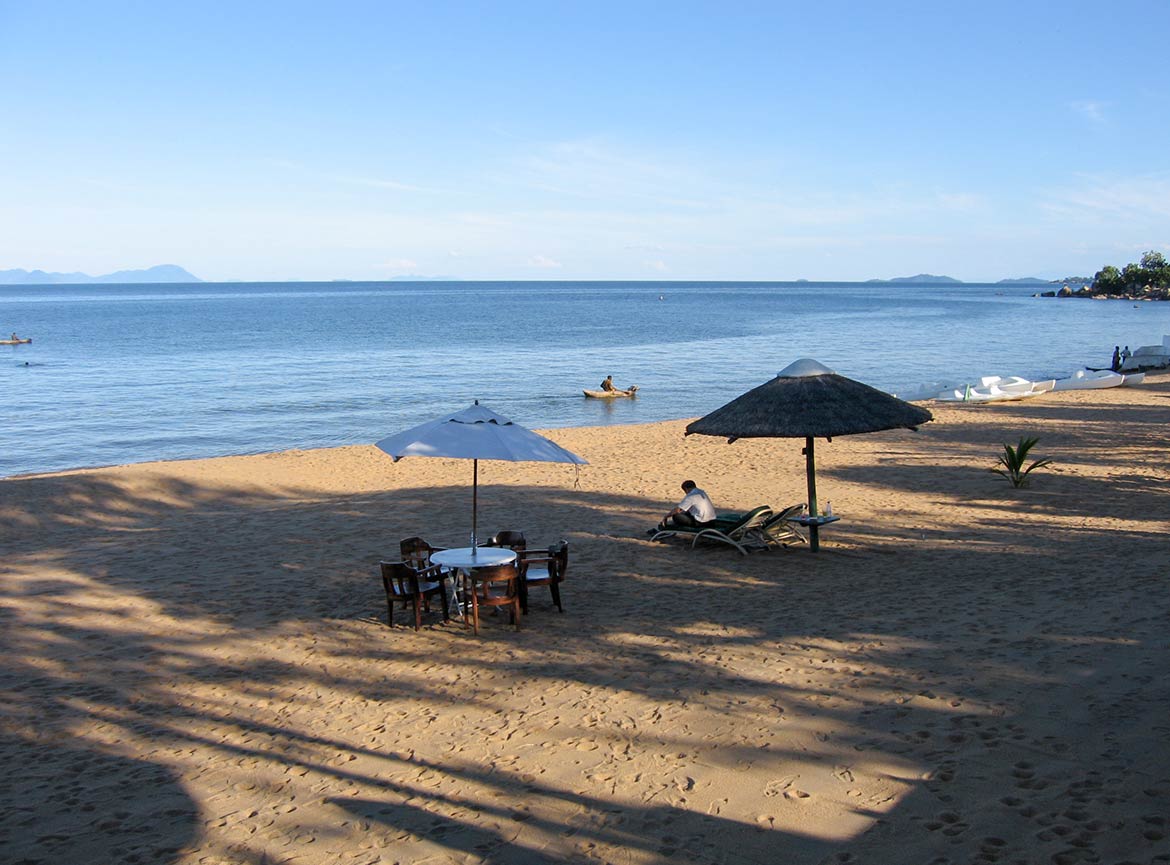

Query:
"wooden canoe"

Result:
[[0, 338, 32, 345], [584, 385, 638, 399]]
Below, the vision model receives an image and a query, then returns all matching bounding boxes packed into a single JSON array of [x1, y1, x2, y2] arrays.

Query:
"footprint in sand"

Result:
[[764, 777, 811, 801]]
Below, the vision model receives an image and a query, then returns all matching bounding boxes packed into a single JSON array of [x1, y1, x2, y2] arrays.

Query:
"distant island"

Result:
[[866, 274, 963, 284], [0, 264, 201, 285], [865, 274, 1090, 285]]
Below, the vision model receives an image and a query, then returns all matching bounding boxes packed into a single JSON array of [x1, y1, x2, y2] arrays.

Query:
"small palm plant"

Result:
[[992, 436, 1054, 488]]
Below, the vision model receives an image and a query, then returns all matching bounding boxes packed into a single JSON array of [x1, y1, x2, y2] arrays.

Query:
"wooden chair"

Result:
[[517, 540, 569, 613], [462, 562, 521, 635], [484, 530, 526, 554], [379, 560, 451, 630], [400, 536, 447, 570]]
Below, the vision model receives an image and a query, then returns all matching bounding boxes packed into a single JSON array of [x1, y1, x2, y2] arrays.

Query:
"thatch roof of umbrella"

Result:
[[685, 358, 933, 441], [685, 359, 933, 550]]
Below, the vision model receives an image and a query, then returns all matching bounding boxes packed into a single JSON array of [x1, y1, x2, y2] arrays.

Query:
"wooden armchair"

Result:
[[517, 540, 569, 613], [462, 562, 521, 635], [483, 530, 526, 554], [379, 560, 451, 630], [400, 536, 447, 570]]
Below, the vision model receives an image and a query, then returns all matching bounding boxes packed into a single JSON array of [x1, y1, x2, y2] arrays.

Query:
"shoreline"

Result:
[[4, 377, 1170, 863], [10, 280, 1169, 483], [6, 369, 1167, 482]]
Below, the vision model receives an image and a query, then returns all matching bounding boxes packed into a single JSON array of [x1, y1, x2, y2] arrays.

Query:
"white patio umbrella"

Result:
[[375, 401, 587, 549]]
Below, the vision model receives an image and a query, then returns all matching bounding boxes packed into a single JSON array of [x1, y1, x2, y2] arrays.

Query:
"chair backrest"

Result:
[[400, 536, 439, 570], [467, 562, 519, 598], [380, 560, 416, 597], [766, 503, 804, 525], [549, 540, 569, 583], [758, 504, 804, 541], [486, 530, 526, 552], [727, 505, 773, 538], [381, 560, 443, 596]]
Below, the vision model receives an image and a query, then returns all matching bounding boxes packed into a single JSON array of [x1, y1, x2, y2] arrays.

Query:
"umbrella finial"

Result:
[[778, 358, 835, 378]]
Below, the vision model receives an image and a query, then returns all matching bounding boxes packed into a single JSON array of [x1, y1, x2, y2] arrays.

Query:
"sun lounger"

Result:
[[744, 503, 807, 550], [650, 505, 773, 555]]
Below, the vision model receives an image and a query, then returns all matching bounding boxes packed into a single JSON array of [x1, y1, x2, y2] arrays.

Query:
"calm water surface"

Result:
[[3, 280, 1168, 477]]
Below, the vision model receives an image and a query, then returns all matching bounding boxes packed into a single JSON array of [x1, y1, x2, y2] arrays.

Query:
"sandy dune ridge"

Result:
[[2, 378, 1169, 864]]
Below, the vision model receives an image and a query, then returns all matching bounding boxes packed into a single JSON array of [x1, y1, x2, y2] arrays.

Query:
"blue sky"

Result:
[[1, 1, 1168, 282]]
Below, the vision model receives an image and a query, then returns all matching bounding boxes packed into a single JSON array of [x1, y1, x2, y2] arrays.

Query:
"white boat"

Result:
[[1119, 335, 1170, 371], [935, 374, 1054, 403], [890, 381, 953, 402], [1122, 372, 1146, 385], [1053, 369, 1126, 391], [936, 384, 1046, 403], [979, 375, 1056, 394]]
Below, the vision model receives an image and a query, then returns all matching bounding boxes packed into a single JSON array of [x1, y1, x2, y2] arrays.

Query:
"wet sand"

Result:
[[2, 377, 1169, 864]]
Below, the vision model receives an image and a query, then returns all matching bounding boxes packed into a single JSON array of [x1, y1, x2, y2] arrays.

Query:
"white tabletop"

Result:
[[430, 547, 517, 569]]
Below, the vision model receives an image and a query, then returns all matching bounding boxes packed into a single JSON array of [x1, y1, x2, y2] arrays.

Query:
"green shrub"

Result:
[[992, 436, 1053, 488]]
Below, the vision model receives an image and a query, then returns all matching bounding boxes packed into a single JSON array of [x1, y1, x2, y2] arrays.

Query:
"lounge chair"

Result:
[[745, 503, 807, 550], [650, 505, 773, 555]]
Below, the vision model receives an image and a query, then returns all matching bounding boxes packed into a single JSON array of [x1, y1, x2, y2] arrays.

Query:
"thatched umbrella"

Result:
[[685, 359, 933, 550]]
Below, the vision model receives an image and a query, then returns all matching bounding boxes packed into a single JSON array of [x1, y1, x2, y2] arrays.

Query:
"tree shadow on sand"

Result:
[[3, 455, 1170, 863]]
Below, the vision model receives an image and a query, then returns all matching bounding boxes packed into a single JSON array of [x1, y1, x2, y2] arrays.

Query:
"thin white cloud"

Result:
[[1070, 100, 1107, 124], [333, 174, 443, 194], [264, 158, 304, 171], [646, 260, 668, 272], [382, 258, 418, 270], [527, 254, 562, 268], [935, 192, 987, 212], [1041, 172, 1170, 220]]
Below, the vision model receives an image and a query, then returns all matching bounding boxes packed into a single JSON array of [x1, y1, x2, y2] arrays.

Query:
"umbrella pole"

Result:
[[804, 436, 820, 552], [472, 459, 479, 551]]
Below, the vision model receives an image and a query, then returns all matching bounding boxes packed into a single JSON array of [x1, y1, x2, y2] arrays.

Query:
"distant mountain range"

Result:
[[867, 274, 1063, 285], [0, 264, 201, 285], [867, 273, 964, 284], [0, 267, 1078, 286]]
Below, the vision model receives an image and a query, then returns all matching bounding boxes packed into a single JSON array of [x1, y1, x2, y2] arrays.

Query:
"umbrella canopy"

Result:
[[375, 401, 587, 547], [685, 359, 933, 550]]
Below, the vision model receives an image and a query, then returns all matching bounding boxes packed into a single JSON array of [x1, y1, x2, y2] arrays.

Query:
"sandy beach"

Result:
[[3, 378, 1170, 865]]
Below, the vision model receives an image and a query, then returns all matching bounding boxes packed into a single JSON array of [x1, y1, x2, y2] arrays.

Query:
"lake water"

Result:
[[3, 280, 1168, 478]]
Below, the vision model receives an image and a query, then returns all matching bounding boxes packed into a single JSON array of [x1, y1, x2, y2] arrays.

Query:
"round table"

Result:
[[430, 546, 517, 570], [430, 547, 518, 620]]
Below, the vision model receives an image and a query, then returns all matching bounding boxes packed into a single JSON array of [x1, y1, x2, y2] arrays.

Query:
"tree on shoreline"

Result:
[[1093, 251, 1170, 296]]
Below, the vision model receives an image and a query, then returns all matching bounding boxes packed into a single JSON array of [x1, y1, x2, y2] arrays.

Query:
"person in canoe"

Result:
[[600, 375, 616, 392]]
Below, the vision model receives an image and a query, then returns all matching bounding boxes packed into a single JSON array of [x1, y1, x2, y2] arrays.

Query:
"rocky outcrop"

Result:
[[1037, 285, 1170, 301]]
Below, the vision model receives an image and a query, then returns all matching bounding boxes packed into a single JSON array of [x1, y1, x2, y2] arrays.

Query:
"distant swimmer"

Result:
[[658, 295, 665, 301]]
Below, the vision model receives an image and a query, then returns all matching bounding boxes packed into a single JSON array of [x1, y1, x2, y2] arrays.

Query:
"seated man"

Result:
[[600, 375, 616, 392], [655, 480, 716, 531]]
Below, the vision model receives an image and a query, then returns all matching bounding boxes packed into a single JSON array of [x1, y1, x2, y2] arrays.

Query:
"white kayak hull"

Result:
[[1053, 369, 1125, 390], [936, 384, 1048, 403]]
